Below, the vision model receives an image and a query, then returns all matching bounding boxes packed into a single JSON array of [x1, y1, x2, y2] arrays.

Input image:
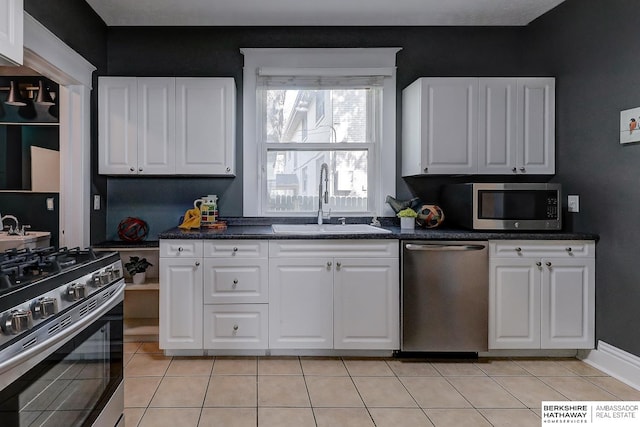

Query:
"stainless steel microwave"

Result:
[[441, 183, 561, 231]]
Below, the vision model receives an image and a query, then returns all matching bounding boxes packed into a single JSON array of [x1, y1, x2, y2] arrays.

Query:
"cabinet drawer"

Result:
[[269, 240, 398, 258], [203, 259, 268, 304], [160, 239, 203, 257], [489, 240, 595, 258], [203, 240, 268, 258], [204, 304, 268, 349]]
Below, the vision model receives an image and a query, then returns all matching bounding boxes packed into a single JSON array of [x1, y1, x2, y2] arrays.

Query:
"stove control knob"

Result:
[[67, 283, 88, 300], [31, 297, 58, 319], [2, 309, 34, 335]]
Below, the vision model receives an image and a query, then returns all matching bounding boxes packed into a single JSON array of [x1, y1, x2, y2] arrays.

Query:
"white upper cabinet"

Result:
[[137, 78, 176, 174], [516, 78, 555, 174], [402, 78, 478, 175], [0, 0, 23, 65], [99, 76, 236, 176], [175, 78, 236, 175], [403, 77, 555, 176], [98, 77, 138, 175]]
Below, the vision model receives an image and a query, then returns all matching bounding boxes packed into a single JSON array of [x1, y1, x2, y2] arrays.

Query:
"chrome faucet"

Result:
[[1, 214, 20, 235], [318, 163, 329, 225]]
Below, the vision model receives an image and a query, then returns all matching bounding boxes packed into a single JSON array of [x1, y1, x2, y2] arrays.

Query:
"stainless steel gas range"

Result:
[[0, 246, 125, 427]]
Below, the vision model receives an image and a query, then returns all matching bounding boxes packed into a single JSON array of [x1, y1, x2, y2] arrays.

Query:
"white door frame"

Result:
[[22, 13, 96, 248]]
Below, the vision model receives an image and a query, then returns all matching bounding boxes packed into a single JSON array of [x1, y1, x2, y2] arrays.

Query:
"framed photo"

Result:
[[620, 107, 640, 144]]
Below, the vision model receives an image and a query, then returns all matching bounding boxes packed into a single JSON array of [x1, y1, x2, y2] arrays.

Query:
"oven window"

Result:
[[478, 190, 555, 220], [0, 303, 123, 427]]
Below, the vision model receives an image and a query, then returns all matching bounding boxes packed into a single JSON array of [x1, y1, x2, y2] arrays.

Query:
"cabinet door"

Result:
[[541, 257, 595, 349], [334, 257, 399, 350], [0, 0, 22, 65], [477, 78, 518, 174], [159, 257, 203, 349], [175, 78, 235, 175], [489, 258, 541, 349], [269, 258, 333, 349], [517, 78, 555, 174], [137, 78, 175, 174], [98, 77, 138, 174], [418, 78, 478, 174]]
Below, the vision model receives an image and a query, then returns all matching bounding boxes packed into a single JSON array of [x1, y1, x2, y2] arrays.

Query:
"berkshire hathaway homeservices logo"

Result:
[[542, 401, 640, 425]]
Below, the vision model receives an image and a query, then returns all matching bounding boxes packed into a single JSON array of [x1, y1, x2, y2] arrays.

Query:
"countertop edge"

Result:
[[156, 226, 599, 241]]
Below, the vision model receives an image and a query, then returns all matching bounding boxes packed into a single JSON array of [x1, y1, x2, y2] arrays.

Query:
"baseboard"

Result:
[[579, 340, 640, 391]]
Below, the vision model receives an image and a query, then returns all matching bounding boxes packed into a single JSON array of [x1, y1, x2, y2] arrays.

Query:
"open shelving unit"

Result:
[[93, 244, 159, 342]]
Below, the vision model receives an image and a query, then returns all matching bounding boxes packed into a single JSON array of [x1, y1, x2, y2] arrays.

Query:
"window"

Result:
[[241, 48, 400, 217]]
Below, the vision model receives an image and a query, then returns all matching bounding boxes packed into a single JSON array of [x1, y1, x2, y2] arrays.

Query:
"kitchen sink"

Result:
[[0, 231, 51, 251], [271, 224, 392, 235]]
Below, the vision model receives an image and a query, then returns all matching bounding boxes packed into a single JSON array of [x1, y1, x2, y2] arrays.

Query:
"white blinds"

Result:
[[256, 67, 392, 89]]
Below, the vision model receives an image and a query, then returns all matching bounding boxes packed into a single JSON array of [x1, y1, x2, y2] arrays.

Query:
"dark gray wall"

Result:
[[526, 0, 640, 357]]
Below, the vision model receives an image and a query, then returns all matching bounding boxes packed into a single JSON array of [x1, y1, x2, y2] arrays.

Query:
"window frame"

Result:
[[241, 48, 400, 217]]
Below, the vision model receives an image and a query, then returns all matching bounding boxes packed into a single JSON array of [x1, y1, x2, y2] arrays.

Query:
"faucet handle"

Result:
[[338, 217, 346, 225], [370, 216, 381, 227]]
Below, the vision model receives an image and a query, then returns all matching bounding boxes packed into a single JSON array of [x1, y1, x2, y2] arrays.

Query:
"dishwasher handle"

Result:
[[405, 243, 486, 251]]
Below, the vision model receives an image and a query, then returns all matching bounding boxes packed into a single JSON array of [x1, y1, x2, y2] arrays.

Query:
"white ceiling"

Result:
[[85, 0, 565, 27]]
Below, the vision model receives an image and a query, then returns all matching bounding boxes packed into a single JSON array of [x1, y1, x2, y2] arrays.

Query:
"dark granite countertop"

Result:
[[157, 218, 599, 241]]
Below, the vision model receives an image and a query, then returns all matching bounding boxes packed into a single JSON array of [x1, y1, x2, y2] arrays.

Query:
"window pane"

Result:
[[261, 89, 377, 143], [266, 150, 368, 213]]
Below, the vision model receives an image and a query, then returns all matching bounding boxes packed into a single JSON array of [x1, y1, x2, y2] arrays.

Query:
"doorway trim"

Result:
[[22, 13, 96, 247]]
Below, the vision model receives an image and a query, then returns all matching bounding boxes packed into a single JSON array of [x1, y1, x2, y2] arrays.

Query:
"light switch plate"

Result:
[[93, 195, 101, 210], [46, 198, 54, 211], [568, 195, 579, 213]]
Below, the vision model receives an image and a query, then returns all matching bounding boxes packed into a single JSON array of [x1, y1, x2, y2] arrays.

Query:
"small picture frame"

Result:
[[620, 107, 640, 144]]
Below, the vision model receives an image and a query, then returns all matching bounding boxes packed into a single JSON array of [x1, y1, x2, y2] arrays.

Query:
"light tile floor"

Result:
[[123, 342, 640, 427]]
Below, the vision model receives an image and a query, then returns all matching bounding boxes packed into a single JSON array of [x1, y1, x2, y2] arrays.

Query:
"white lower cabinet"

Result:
[[204, 304, 268, 349], [334, 257, 399, 349], [268, 240, 399, 350], [489, 240, 595, 350], [160, 238, 399, 353], [269, 258, 334, 349], [159, 256, 204, 350]]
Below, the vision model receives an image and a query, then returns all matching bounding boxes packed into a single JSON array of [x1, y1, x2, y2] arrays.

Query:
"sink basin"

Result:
[[0, 231, 51, 251], [271, 224, 391, 235]]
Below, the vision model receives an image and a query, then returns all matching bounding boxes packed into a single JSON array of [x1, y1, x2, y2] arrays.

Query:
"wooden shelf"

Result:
[[125, 281, 159, 291]]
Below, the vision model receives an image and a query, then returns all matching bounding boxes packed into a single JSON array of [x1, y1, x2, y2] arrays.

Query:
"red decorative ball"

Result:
[[415, 205, 445, 228], [117, 217, 149, 242]]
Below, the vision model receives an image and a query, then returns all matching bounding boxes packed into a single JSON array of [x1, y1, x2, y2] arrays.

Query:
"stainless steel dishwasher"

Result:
[[401, 241, 488, 352]]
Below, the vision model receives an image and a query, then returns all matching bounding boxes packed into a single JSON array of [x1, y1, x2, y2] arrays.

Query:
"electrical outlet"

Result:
[[93, 195, 101, 210], [46, 198, 54, 211], [568, 195, 580, 213]]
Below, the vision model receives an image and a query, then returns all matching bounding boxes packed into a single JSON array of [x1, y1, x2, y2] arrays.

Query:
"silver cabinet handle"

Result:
[[195, 261, 200, 267], [130, 167, 135, 172], [232, 279, 238, 288], [536, 261, 542, 267], [326, 261, 332, 270], [405, 243, 486, 251], [519, 167, 526, 172], [512, 167, 517, 173], [515, 247, 522, 253], [226, 167, 231, 172], [178, 247, 184, 252], [566, 247, 572, 253], [336, 262, 341, 270], [546, 261, 552, 267], [233, 324, 239, 331], [232, 247, 238, 255], [139, 167, 143, 172], [423, 167, 428, 173]]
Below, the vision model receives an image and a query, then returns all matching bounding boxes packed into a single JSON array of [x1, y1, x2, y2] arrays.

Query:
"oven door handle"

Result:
[[0, 281, 125, 376]]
